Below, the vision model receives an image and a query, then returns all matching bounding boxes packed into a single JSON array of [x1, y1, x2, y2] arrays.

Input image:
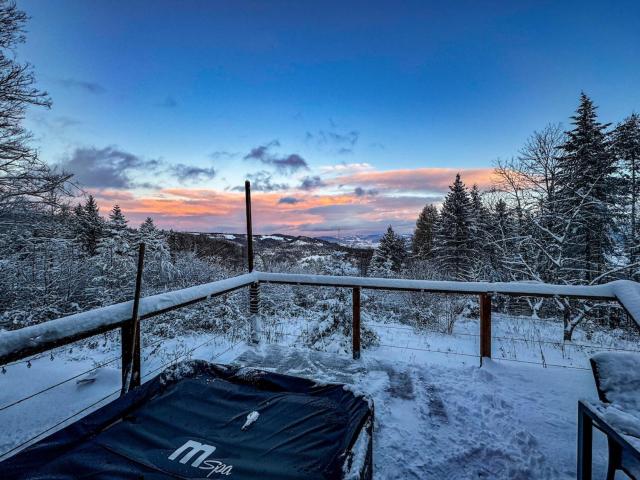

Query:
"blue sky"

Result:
[[17, 0, 640, 234]]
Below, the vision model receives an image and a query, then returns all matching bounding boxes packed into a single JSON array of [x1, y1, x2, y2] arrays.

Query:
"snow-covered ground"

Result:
[[1, 314, 637, 478]]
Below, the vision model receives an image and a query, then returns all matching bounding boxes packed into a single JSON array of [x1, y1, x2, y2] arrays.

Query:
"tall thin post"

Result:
[[479, 293, 492, 363], [245, 180, 254, 274], [245, 180, 260, 343], [577, 402, 593, 480], [122, 243, 145, 395], [352, 287, 361, 360]]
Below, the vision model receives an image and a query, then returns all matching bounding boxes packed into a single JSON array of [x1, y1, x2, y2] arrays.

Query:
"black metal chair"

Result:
[[578, 352, 640, 479]]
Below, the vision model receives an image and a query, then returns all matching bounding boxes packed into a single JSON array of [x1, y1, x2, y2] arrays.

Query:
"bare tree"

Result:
[[0, 0, 71, 213]]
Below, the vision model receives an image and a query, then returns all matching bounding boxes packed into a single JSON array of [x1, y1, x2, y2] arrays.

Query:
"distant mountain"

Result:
[[318, 233, 411, 249]]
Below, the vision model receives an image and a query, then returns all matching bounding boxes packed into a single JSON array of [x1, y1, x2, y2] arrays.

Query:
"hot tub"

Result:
[[1, 360, 373, 479]]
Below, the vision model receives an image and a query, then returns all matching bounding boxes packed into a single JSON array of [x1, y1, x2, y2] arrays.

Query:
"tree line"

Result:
[[371, 93, 639, 339]]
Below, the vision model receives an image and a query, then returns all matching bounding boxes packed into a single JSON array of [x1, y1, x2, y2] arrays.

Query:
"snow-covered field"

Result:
[[1, 313, 637, 478]]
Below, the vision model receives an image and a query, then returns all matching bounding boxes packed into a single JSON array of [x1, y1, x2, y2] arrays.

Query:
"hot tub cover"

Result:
[[1, 360, 373, 479]]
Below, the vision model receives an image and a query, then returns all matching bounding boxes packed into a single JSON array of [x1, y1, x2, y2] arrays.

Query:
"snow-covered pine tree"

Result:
[[412, 204, 438, 260], [612, 113, 640, 278], [93, 205, 136, 304], [486, 199, 516, 281], [74, 195, 103, 256], [137, 217, 173, 285], [370, 226, 407, 275], [434, 173, 474, 280], [558, 93, 615, 283], [468, 184, 492, 279]]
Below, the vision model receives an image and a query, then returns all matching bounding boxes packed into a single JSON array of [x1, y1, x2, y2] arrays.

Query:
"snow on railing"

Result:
[[256, 272, 631, 300], [0, 272, 258, 364], [2, 270, 640, 366]]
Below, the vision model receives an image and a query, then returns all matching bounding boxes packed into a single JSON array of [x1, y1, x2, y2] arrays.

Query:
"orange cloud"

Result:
[[330, 167, 494, 193], [90, 166, 494, 235]]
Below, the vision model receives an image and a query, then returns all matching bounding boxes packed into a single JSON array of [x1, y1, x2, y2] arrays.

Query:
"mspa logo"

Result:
[[168, 440, 233, 477]]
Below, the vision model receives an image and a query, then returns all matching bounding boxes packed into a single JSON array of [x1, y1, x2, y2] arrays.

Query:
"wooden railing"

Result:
[[2, 270, 638, 380]]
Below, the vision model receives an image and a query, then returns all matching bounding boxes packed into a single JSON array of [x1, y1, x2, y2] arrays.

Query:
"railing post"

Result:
[[245, 180, 260, 344], [122, 243, 145, 395], [352, 287, 361, 360], [479, 293, 492, 363]]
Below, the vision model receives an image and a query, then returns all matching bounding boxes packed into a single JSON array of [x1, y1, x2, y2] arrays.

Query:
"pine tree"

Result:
[[468, 184, 492, 278], [412, 204, 438, 260], [137, 216, 173, 284], [612, 113, 640, 277], [434, 173, 473, 280], [558, 93, 615, 282], [74, 195, 103, 256], [370, 226, 407, 274], [94, 205, 135, 304], [486, 199, 515, 281]]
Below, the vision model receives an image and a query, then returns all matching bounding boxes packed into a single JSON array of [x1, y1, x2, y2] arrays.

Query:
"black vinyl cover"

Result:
[[1, 361, 373, 479]]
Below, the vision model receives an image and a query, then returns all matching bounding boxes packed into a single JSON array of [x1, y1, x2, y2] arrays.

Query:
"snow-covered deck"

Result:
[[0, 338, 613, 478], [235, 344, 611, 479]]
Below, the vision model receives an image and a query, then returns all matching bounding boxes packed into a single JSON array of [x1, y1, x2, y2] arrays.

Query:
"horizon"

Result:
[[18, 0, 640, 235]]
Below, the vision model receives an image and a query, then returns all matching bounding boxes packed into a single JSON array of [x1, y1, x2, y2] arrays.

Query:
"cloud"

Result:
[[209, 150, 238, 160], [58, 146, 160, 189], [243, 140, 308, 173], [87, 165, 494, 236], [278, 196, 301, 204], [299, 176, 326, 191], [57, 78, 106, 94], [354, 187, 379, 197], [170, 164, 217, 183], [232, 171, 289, 192], [306, 129, 359, 154], [156, 96, 178, 108], [319, 162, 373, 174], [330, 167, 495, 193], [32, 115, 82, 137]]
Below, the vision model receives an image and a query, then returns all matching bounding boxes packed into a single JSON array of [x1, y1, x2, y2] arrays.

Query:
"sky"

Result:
[[17, 0, 640, 235]]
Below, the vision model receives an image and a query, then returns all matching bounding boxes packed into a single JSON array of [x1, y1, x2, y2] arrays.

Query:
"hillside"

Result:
[[174, 232, 374, 274]]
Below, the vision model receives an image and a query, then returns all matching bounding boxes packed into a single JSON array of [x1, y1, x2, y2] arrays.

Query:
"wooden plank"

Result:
[[353, 287, 361, 360], [480, 293, 492, 360]]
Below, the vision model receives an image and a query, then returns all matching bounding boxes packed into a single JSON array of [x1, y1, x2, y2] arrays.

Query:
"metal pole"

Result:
[[352, 287, 361, 360], [245, 180, 254, 273], [245, 181, 260, 343], [121, 243, 145, 395]]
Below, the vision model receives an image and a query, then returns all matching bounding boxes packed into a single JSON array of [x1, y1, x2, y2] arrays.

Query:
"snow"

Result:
[[223, 234, 236, 240], [591, 352, 640, 412], [256, 272, 640, 326], [610, 280, 640, 327], [0, 333, 245, 460], [241, 410, 260, 430], [260, 235, 284, 241], [342, 420, 370, 480], [0, 272, 258, 363], [255, 272, 618, 297], [4, 271, 639, 366], [0, 320, 628, 478], [236, 344, 609, 479]]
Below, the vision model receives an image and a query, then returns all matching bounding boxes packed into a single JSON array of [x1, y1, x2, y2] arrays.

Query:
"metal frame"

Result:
[[577, 400, 640, 479]]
